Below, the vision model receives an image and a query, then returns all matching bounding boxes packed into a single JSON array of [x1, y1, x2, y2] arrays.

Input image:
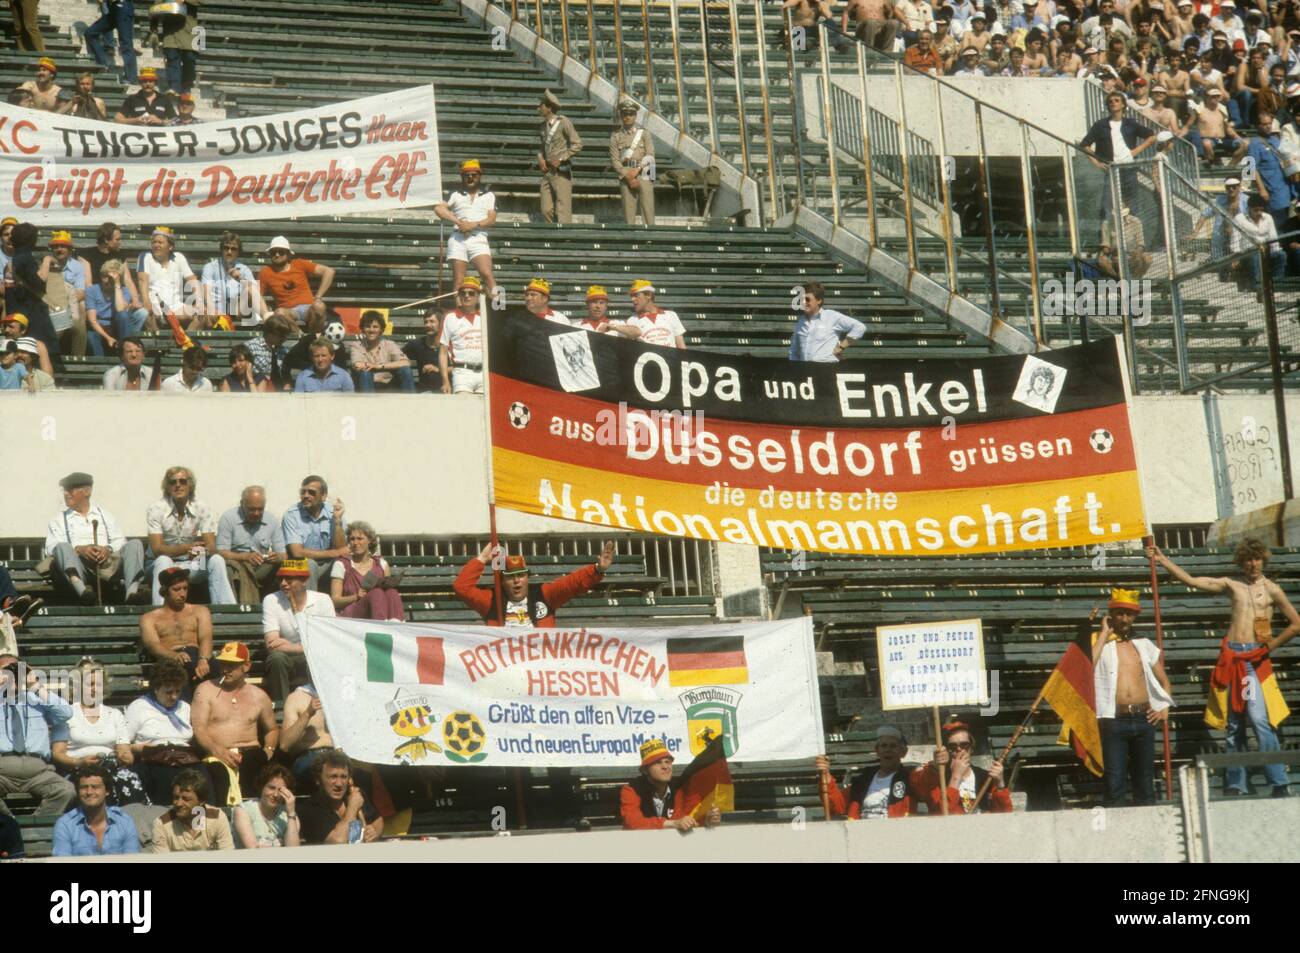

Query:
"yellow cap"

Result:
[[629, 279, 655, 295], [586, 285, 608, 301], [525, 277, 551, 296], [50, 230, 73, 247], [460, 276, 482, 291], [4, 313, 28, 329], [1108, 588, 1141, 613], [639, 738, 673, 766], [460, 159, 482, 172], [36, 57, 56, 74]]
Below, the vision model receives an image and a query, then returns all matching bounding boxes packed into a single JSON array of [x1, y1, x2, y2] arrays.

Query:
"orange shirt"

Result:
[[258, 259, 318, 309]]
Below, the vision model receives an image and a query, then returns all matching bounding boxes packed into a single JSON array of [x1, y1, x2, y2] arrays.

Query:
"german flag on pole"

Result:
[[679, 731, 734, 820], [667, 636, 748, 687], [1042, 624, 1103, 777]]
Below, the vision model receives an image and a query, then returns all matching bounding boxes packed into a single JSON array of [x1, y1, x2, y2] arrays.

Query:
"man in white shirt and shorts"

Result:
[[438, 276, 485, 395], [434, 159, 497, 297]]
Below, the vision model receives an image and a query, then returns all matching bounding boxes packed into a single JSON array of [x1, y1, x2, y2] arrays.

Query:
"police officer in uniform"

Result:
[[609, 96, 655, 226], [537, 89, 583, 225]]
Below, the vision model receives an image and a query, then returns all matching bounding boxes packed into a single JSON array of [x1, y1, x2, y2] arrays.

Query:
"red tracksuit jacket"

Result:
[[452, 557, 602, 626]]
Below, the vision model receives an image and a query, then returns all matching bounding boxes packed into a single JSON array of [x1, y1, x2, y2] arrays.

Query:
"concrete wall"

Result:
[[39, 804, 1191, 863], [2, 390, 1296, 538], [802, 72, 1092, 157]]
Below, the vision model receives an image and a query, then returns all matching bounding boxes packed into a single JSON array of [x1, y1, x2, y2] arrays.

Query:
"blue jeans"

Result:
[[85, 0, 138, 83], [1233, 90, 1253, 127], [163, 48, 198, 94], [356, 366, 416, 393], [113, 307, 148, 340], [1100, 713, 1156, 806], [1245, 248, 1287, 285], [1224, 642, 1290, 792]]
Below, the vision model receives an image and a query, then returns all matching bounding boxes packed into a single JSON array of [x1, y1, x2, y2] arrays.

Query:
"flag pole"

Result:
[[479, 284, 527, 829], [1145, 534, 1174, 800], [933, 706, 949, 815], [973, 685, 1047, 810]]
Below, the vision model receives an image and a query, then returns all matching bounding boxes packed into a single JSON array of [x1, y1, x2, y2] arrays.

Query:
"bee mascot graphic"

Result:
[[386, 693, 443, 764]]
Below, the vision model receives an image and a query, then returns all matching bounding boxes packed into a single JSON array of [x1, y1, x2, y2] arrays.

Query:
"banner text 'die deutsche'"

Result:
[[1, 86, 440, 224], [488, 312, 1146, 556], [301, 616, 823, 768]]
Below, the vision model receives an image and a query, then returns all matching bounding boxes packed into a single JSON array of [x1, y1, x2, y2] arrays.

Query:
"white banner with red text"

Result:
[[301, 615, 824, 768], [0, 85, 440, 225]]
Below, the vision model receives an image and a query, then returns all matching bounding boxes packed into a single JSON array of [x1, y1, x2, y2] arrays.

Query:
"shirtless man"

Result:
[[1089, 589, 1174, 806], [1158, 51, 1193, 118], [279, 683, 334, 786], [1149, 540, 1295, 796], [139, 568, 212, 701], [1142, 85, 1183, 131], [191, 641, 278, 807], [1181, 88, 1248, 162], [842, 0, 897, 51]]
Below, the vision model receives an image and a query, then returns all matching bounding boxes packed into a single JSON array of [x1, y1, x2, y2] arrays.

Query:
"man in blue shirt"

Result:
[[52, 764, 140, 856], [1246, 110, 1296, 231], [201, 232, 265, 325], [0, 659, 75, 816], [1189, 177, 1249, 260], [281, 475, 347, 591], [788, 281, 867, 362], [293, 339, 354, 393]]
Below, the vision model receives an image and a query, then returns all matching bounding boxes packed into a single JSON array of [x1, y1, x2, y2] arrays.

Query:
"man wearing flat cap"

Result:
[[1088, 587, 1173, 806], [537, 89, 583, 225], [620, 738, 722, 830], [454, 540, 615, 628], [816, 725, 918, 818], [42, 473, 146, 606], [610, 97, 655, 226]]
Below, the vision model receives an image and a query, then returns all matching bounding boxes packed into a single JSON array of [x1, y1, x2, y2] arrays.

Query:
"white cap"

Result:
[[1224, 177, 1242, 185], [971, 10, 986, 19], [1051, 13, 1070, 26], [1152, 84, 1167, 92], [15, 336, 38, 355], [990, 24, 1006, 36], [1221, 0, 1235, 6], [1084, 46, 1098, 55], [1206, 88, 1223, 96], [266, 236, 293, 253], [876, 726, 905, 743]]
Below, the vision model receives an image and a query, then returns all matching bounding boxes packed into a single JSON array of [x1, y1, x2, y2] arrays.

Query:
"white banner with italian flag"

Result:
[[300, 616, 825, 768]]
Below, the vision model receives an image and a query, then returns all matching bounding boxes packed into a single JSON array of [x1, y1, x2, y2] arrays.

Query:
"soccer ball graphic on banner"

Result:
[[508, 402, 531, 429], [1089, 429, 1115, 454], [442, 710, 488, 763]]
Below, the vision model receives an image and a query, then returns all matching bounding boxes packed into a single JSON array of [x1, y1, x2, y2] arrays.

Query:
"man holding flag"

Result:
[[816, 725, 918, 819], [1149, 541, 1293, 797], [1089, 588, 1173, 807], [620, 737, 726, 831]]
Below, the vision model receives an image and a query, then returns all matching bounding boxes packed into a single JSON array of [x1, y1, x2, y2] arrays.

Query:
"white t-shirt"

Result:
[[161, 371, 214, 393], [440, 310, 483, 365], [65, 705, 131, 759], [630, 309, 686, 348], [862, 770, 896, 818], [140, 252, 195, 313], [1109, 120, 1133, 163], [444, 189, 496, 234], [535, 308, 572, 325], [957, 770, 978, 812], [261, 589, 336, 645], [330, 556, 389, 580], [504, 597, 533, 627], [125, 695, 193, 746]]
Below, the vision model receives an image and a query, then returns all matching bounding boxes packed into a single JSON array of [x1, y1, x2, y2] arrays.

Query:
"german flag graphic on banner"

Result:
[[1042, 625, 1103, 776], [486, 310, 1147, 556], [667, 636, 748, 687]]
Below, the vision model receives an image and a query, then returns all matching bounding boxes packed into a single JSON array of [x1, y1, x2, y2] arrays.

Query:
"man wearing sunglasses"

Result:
[[911, 719, 1013, 814], [258, 236, 335, 334], [281, 475, 348, 593], [434, 159, 497, 297], [438, 277, 485, 395], [144, 466, 234, 606]]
